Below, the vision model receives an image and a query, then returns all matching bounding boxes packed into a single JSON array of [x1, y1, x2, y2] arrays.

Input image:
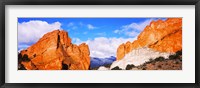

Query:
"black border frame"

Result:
[[0, 0, 200, 88]]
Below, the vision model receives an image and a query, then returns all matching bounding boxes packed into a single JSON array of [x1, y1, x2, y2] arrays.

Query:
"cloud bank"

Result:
[[87, 24, 96, 30], [114, 19, 153, 37], [74, 37, 136, 58], [18, 20, 62, 50], [18, 19, 151, 57]]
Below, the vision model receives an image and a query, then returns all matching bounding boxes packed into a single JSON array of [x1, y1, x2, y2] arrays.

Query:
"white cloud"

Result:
[[83, 32, 88, 35], [87, 24, 96, 30], [67, 22, 78, 30], [125, 31, 138, 37], [67, 22, 74, 27], [74, 37, 136, 58], [18, 20, 62, 44], [122, 19, 152, 31], [18, 44, 30, 49], [68, 22, 96, 30], [71, 26, 77, 30], [96, 32, 106, 36], [72, 38, 82, 45], [114, 30, 120, 34], [18, 44, 30, 52], [114, 19, 153, 37], [79, 22, 84, 26]]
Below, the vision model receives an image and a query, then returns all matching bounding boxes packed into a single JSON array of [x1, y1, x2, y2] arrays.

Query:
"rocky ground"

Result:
[[111, 50, 182, 70], [94, 50, 182, 70], [130, 57, 182, 70]]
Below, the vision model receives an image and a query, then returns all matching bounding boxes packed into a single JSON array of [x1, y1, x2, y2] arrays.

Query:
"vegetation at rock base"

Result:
[[111, 66, 122, 70], [61, 63, 68, 70], [169, 50, 182, 60], [18, 53, 23, 63], [132, 51, 182, 70], [22, 54, 31, 62], [176, 50, 182, 55], [126, 64, 135, 70], [104, 64, 112, 68], [18, 51, 182, 70], [18, 63, 26, 70], [89, 51, 182, 70], [18, 53, 29, 70], [154, 57, 165, 61]]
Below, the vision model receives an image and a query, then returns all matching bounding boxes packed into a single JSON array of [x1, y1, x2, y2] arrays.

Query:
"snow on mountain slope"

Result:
[[90, 56, 116, 69], [98, 66, 110, 70]]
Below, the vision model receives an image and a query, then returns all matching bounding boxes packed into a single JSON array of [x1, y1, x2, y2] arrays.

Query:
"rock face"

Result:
[[18, 30, 90, 70], [111, 47, 173, 70], [116, 18, 182, 60]]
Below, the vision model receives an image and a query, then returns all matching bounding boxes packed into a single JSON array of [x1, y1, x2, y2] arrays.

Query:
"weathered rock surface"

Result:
[[19, 30, 90, 70], [130, 51, 182, 70], [116, 18, 182, 60], [66, 43, 90, 70], [116, 44, 125, 61], [111, 47, 173, 70]]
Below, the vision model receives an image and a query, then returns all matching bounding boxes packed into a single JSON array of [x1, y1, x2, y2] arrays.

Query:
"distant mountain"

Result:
[[90, 56, 116, 69]]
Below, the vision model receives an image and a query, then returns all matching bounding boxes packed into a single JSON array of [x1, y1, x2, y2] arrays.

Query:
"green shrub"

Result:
[[62, 63, 68, 70], [146, 58, 154, 64], [22, 54, 30, 62], [155, 57, 165, 61], [126, 64, 135, 70], [169, 54, 179, 60], [149, 58, 153, 62], [176, 50, 182, 56], [18, 64, 26, 70], [142, 68, 146, 70], [111, 66, 122, 70], [104, 64, 112, 68], [18, 53, 22, 63]]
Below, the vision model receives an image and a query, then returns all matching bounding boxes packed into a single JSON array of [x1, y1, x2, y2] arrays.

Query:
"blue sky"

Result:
[[18, 18, 166, 58]]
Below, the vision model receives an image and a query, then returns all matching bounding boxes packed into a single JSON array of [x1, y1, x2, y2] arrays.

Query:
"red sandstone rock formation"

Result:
[[19, 30, 90, 70], [116, 18, 182, 60]]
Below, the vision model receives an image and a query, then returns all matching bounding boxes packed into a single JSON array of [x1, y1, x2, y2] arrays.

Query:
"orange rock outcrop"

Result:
[[116, 18, 182, 60], [19, 30, 90, 70]]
